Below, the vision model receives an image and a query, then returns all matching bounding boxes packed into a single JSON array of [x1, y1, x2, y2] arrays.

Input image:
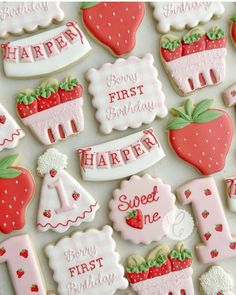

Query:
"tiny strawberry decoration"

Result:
[[20, 249, 28, 258], [230, 242, 236, 250], [230, 13, 236, 47], [202, 210, 209, 219], [204, 232, 211, 241], [126, 255, 149, 284], [43, 210, 51, 218], [35, 79, 60, 111], [204, 189, 212, 196], [16, 90, 38, 118], [166, 99, 233, 175], [0, 247, 6, 256], [16, 268, 24, 278], [182, 27, 206, 56], [31, 284, 39, 292], [58, 77, 83, 103], [168, 244, 192, 272], [81, 2, 145, 56], [210, 249, 219, 258], [50, 169, 57, 178], [184, 189, 191, 199], [72, 191, 80, 201], [215, 224, 223, 232], [206, 27, 226, 49], [160, 35, 182, 62], [125, 209, 143, 229], [0, 115, 6, 124]]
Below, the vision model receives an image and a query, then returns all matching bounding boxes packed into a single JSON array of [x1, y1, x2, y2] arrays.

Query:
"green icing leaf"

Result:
[[184, 99, 192, 116], [126, 262, 149, 273], [0, 168, 22, 179], [183, 33, 201, 44], [231, 14, 236, 22], [193, 110, 222, 123], [126, 210, 137, 219], [59, 77, 79, 91], [206, 27, 224, 40], [172, 108, 191, 121], [80, 2, 98, 9], [166, 117, 190, 130], [161, 39, 180, 52], [170, 250, 180, 259], [192, 99, 214, 119], [16, 92, 37, 105], [35, 84, 58, 98], [0, 155, 18, 169]]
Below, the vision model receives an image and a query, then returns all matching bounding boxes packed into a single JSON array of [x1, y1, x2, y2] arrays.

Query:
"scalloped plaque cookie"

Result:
[[1, 21, 91, 78], [16, 77, 84, 145], [151, 2, 224, 33], [37, 149, 99, 233], [45, 226, 128, 295], [87, 54, 167, 134], [0, 2, 65, 39], [109, 174, 176, 244], [0, 103, 25, 151], [160, 27, 227, 95], [77, 128, 165, 181]]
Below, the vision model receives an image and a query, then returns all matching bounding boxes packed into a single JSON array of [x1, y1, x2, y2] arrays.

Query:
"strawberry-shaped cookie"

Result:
[[166, 99, 233, 175], [160, 26, 227, 96], [169, 244, 192, 272], [230, 13, 236, 48], [81, 2, 145, 56], [125, 209, 143, 229], [16, 77, 84, 145], [0, 155, 35, 234]]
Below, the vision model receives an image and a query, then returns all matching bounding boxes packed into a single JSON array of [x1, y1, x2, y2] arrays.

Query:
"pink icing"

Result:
[[109, 174, 176, 244], [0, 234, 46, 295], [177, 177, 236, 263]]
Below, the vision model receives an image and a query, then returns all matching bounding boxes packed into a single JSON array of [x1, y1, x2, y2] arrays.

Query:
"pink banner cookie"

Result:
[[160, 27, 227, 95], [1, 21, 91, 78], [0, 154, 35, 234], [0, 234, 46, 295], [81, 2, 144, 56], [166, 98, 233, 175], [87, 54, 167, 134], [37, 149, 99, 233], [177, 177, 236, 263], [45, 225, 128, 295], [0, 103, 24, 152], [16, 77, 84, 145], [109, 174, 176, 244], [77, 127, 165, 181], [126, 243, 194, 295], [0, 2, 64, 39]]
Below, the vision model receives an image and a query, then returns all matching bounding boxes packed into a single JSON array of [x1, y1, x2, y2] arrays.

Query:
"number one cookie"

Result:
[[177, 177, 236, 263], [0, 234, 46, 295]]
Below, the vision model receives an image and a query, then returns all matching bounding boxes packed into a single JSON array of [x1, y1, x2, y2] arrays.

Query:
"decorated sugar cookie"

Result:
[[16, 77, 84, 145], [177, 177, 236, 263], [0, 155, 35, 234], [166, 99, 233, 175], [87, 53, 167, 134], [0, 2, 64, 39], [0, 104, 25, 152], [223, 82, 236, 107], [1, 21, 91, 78], [230, 13, 236, 48], [0, 234, 47, 295], [81, 2, 145, 56], [160, 27, 227, 95], [126, 243, 193, 295], [45, 225, 128, 295], [199, 266, 234, 295], [225, 177, 236, 212], [151, 2, 224, 33], [37, 149, 99, 233], [109, 174, 176, 244], [77, 127, 165, 181]]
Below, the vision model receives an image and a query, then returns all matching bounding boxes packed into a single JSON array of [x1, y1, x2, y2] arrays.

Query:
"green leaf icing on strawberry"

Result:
[[16, 92, 37, 105], [161, 39, 180, 52], [126, 262, 149, 273], [231, 14, 236, 22], [169, 245, 192, 261], [147, 254, 167, 267], [206, 27, 225, 40], [0, 155, 22, 179], [80, 2, 98, 9], [35, 83, 58, 99], [166, 99, 222, 130], [59, 77, 79, 91], [183, 33, 201, 44]]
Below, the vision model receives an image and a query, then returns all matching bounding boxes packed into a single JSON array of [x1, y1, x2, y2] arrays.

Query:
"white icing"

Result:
[[3, 23, 91, 77], [87, 54, 167, 134], [45, 226, 128, 295], [164, 48, 226, 94], [199, 266, 234, 295], [0, 103, 25, 151], [0, 2, 65, 38], [37, 148, 67, 175], [151, 2, 225, 33]]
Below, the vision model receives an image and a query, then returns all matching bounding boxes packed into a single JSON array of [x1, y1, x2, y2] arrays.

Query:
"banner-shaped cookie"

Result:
[[77, 128, 165, 181], [1, 21, 91, 78], [0, 2, 65, 39], [87, 54, 167, 134]]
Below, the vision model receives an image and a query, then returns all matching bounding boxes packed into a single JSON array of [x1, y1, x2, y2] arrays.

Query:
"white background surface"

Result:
[[0, 2, 236, 295]]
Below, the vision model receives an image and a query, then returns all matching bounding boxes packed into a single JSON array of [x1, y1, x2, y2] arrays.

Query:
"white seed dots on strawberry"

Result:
[[4, 190, 7, 194]]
